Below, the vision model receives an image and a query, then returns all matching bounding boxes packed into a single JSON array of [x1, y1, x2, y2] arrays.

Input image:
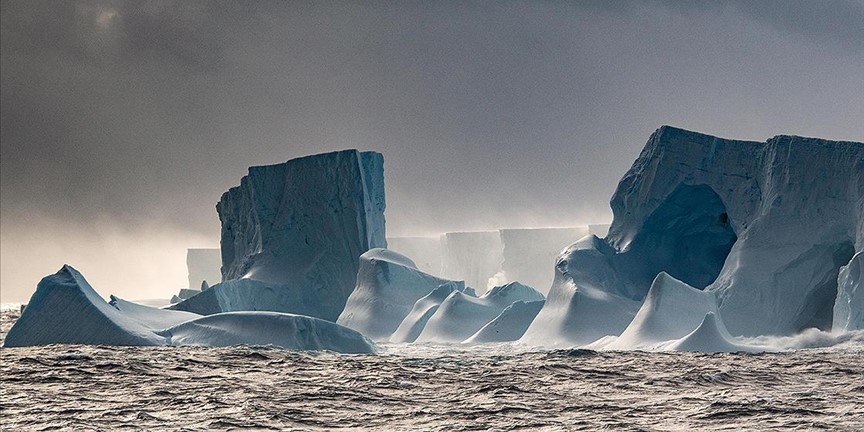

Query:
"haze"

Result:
[[2, 0, 862, 303]]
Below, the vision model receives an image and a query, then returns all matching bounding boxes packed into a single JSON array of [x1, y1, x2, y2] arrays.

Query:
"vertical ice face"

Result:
[[524, 126, 863, 345], [186, 248, 222, 289], [833, 252, 863, 332], [440, 231, 503, 294], [498, 227, 590, 294], [216, 150, 386, 321]]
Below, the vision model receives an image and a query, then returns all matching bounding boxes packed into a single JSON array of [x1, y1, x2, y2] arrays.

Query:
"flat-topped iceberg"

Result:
[[4, 266, 375, 353], [217, 149, 386, 321], [524, 126, 863, 347]]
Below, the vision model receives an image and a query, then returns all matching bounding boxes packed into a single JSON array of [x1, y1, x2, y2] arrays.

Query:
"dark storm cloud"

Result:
[[1, 1, 863, 301]]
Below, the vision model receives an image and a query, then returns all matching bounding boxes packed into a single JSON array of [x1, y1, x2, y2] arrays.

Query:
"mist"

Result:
[[2, 1, 862, 303]]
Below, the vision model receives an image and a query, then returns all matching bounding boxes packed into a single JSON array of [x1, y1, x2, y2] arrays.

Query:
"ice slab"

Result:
[[833, 252, 863, 332], [218, 150, 386, 321]]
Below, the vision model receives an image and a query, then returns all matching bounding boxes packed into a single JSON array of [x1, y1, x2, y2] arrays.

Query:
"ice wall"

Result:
[[440, 231, 503, 294], [217, 150, 386, 321], [386, 237, 442, 275], [525, 126, 863, 343], [498, 227, 589, 294], [833, 252, 863, 332]]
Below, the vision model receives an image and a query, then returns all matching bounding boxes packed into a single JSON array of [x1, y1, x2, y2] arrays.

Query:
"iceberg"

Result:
[[186, 248, 222, 289], [386, 237, 442, 275], [666, 313, 752, 353], [217, 149, 386, 321], [390, 282, 461, 343], [415, 282, 544, 344], [440, 231, 503, 294], [5, 265, 375, 353], [833, 252, 863, 332], [5, 265, 170, 347], [607, 273, 718, 350], [524, 126, 863, 345], [520, 236, 640, 347], [497, 227, 589, 294], [463, 299, 545, 344], [160, 312, 374, 353], [336, 248, 465, 340]]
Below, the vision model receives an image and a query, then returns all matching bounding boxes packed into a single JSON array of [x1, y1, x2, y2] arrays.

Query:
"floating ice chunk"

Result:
[[415, 282, 544, 344], [833, 252, 863, 332], [5, 265, 167, 347], [390, 283, 462, 343], [337, 248, 465, 340], [6, 266, 376, 353], [464, 299, 544, 344], [160, 312, 375, 353], [608, 272, 718, 350], [667, 312, 751, 353]]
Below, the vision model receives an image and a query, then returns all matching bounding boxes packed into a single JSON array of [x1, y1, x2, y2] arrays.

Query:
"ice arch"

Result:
[[618, 183, 737, 297]]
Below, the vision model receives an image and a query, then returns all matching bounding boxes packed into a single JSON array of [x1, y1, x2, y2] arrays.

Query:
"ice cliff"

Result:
[[440, 231, 503, 294], [524, 126, 863, 346], [214, 150, 386, 321], [5, 266, 374, 353]]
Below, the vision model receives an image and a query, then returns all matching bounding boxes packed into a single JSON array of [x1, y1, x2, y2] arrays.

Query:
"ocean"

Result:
[[2, 309, 862, 431]]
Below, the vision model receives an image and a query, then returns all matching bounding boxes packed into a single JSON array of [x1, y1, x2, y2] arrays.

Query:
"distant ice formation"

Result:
[[186, 248, 221, 289], [498, 227, 589, 294], [440, 231, 503, 294], [524, 126, 863, 350], [4, 266, 374, 353], [337, 248, 466, 340]]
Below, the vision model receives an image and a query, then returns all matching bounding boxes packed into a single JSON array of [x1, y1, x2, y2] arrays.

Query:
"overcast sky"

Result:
[[2, 0, 863, 302]]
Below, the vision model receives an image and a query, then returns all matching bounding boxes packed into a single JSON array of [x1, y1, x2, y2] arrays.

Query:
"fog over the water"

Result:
[[1, 1, 862, 303]]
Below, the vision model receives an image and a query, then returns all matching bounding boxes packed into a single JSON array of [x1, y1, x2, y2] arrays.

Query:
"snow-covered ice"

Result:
[[386, 237, 442, 275], [337, 248, 466, 340], [390, 282, 463, 343], [415, 281, 544, 344], [4, 265, 375, 353], [463, 299, 544, 343]]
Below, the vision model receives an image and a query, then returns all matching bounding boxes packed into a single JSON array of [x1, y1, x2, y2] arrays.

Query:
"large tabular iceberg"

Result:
[[336, 248, 466, 340], [177, 150, 387, 321], [524, 126, 863, 346], [440, 231, 503, 294], [5, 266, 375, 353]]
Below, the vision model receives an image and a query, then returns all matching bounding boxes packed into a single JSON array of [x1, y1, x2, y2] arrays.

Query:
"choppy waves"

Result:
[[2, 310, 863, 431]]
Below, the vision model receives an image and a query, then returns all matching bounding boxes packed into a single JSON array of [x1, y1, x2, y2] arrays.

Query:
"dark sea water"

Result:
[[2, 309, 863, 431]]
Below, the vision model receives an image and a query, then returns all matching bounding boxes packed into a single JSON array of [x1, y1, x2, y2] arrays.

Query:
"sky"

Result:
[[2, 0, 863, 303]]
